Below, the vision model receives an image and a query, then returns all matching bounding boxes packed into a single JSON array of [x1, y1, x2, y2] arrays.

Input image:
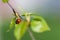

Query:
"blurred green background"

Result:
[[0, 0, 60, 40]]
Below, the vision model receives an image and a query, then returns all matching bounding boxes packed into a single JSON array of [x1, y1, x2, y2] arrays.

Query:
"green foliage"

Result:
[[10, 17, 16, 30], [14, 20, 28, 40], [30, 15, 50, 33], [2, 0, 9, 3], [8, 13, 50, 40], [2, 0, 51, 39], [7, 17, 16, 32]]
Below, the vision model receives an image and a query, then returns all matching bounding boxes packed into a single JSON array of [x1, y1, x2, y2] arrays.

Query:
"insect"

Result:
[[16, 18, 21, 24]]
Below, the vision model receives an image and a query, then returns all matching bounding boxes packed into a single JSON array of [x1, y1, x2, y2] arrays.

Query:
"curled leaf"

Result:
[[31, 15, 50, 33], [2, 0, 9, 3], [14, 20, 28, 40]]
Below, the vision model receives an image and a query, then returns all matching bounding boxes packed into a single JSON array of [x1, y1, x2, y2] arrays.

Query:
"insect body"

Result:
[[16, 18, 21, 24]]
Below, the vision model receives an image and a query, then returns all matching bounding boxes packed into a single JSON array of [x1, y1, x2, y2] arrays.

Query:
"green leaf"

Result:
[[7, 17, 16, 32], [2, 0, 9, 3], [10, 18, 16, 29], [31, 15, 50, 33], [14, 20, 28, 40]]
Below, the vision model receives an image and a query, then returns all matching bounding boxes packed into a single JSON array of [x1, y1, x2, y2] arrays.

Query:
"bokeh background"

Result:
[[0, 0, 60, 40]]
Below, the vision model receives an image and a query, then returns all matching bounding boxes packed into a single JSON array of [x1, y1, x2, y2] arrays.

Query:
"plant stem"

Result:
[[26, 11, 36, 40], [7, 2, 23, 19], [28, 27, 36, 40], [7, 2, 16, 16]]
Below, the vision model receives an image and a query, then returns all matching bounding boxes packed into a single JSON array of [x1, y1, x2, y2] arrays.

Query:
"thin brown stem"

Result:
[[7, 2, 16, 16], [26, 13, 36, 40], [28, 28, 36, 40], [7, 2, 22, 19]]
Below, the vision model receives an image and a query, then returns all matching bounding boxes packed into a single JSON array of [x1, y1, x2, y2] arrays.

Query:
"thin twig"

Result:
[[28, 27, 36, 40], [7, 2, 16, 16], [7, 2, 22, 19], [26, 12, 36, 40]]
